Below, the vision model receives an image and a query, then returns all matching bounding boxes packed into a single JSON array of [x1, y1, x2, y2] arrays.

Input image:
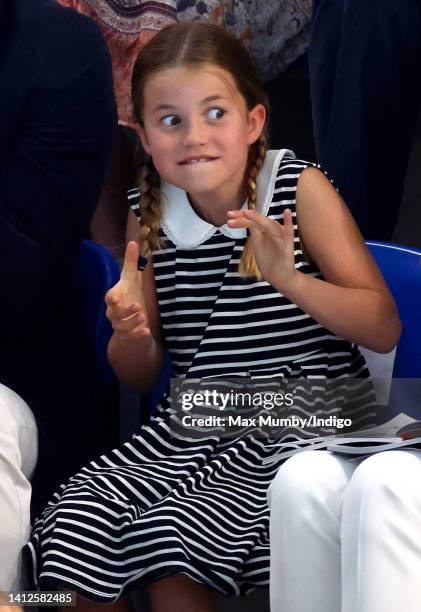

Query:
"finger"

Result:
[[227, 209, 268, 219], [115, 322, 152, 341], [282, 209, 295, 243], [227, 209, 283, 236], [112, 312, 146, 334], [226, 209, 245, 217], [106, 302, 143, 322], [121, 241, 140, 281], [133, 325, 151, 338]]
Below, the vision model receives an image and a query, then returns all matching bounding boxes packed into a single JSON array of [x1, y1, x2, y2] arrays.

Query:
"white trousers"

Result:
[[268, 449, 421, 612], [0, 383, 37, 591]]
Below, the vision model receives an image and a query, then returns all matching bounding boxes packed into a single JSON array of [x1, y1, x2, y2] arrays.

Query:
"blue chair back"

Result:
[[366, 241, 421, 378], [77, 239, 120, 389]]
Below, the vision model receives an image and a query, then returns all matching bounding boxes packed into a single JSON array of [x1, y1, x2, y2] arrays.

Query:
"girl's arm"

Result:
[[227, 166, 401, 353], [282, 167, 401, 353], [107, 210, 165, 393]]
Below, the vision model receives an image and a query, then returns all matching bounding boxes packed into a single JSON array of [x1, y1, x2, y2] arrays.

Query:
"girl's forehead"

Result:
[[144, 65, 241, 102]]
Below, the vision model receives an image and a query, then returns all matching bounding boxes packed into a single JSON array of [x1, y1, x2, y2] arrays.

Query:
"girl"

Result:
[[26, 22, 401, 612]]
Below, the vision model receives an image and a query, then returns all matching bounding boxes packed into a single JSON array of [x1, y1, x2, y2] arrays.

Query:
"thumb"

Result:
[[121, 241, 140, 281]]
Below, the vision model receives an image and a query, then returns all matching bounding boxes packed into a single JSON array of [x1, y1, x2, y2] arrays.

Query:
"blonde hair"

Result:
[[131, 22, 270, 279]]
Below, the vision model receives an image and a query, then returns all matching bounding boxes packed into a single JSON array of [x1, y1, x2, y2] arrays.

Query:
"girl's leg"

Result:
[[147, 573, 218, 612], [65, 573, 218, 612], [268, 450, 360, 612], [341, 450, 421, 612], [61, 593, 133, 612]]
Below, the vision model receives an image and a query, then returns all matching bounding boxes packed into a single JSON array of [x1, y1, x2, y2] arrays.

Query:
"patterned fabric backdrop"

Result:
[[62, 0, 177, 33], [177, 1, 312, 81], [57, 0, 312, 122], [57, 0, 177, 123]]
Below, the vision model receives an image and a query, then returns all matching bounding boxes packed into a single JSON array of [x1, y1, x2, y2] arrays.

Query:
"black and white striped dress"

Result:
[[26, 150, 375, 601]]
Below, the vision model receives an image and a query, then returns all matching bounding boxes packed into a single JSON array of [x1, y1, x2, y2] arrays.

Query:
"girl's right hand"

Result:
[[105, 241, 151, 341]]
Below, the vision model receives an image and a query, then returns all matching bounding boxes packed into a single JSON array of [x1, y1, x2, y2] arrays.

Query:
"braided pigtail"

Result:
[[238, 134, 267, 279], [137, 159, 164, 256]]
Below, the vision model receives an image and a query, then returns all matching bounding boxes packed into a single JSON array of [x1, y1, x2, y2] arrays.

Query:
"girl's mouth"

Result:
[[179, 156, 218, 165]]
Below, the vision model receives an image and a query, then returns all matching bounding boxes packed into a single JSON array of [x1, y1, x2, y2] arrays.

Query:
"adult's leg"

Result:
[[309, 0, 421, 240], [342, 450, 421, 612], [267, 450, 360, 612], [0, 384, 37, 591]]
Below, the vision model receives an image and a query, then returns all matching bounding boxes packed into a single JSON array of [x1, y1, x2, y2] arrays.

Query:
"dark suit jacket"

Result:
[[0, 0, 118, 514]]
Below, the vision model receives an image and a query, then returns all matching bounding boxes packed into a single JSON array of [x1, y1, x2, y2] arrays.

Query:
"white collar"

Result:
[[160, 149, 295, 248]]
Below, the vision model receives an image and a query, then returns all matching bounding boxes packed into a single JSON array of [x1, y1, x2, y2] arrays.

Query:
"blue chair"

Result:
[[366, 241, 421, 378], [365, 241, 421, 421], [77, 239, 120, 390]]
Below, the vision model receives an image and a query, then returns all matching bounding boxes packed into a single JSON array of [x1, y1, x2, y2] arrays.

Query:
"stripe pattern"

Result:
[[26, 159, 375, 602]]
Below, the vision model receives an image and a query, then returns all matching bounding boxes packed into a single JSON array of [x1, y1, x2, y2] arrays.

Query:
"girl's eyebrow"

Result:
[[153, 95, 227, 112]]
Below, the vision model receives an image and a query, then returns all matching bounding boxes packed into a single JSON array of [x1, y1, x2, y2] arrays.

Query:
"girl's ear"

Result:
[[247, 104, 266, 146], [137, 124, 152, 156]]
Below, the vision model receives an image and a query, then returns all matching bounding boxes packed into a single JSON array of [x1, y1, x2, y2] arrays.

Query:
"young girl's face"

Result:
[[137, 65, 265, 205]]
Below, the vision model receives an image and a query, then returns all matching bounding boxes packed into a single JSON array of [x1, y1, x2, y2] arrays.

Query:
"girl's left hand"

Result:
[[226, 208, 297, 289]]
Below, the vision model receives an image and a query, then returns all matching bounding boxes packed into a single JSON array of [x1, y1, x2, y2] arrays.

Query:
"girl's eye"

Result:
[[207, 107, 225, 120], [161, 115, 181, 127]]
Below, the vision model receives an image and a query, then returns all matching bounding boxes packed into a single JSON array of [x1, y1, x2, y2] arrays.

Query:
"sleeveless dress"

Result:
[[25, 150, 375, 601]]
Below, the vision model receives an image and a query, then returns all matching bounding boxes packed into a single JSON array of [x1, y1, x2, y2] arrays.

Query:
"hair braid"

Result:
[[238, 133, 267, 279], [137, 159, 164, 256]]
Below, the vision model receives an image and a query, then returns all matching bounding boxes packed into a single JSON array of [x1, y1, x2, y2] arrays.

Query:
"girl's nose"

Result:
[[182, 119, 208, 147]]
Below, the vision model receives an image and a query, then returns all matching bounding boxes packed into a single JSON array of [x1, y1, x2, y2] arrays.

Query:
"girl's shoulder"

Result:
[[273, 152, 333, 184], [260, 151, 331, 217], [261, 149, 331, 192], [266, 151, 337, 209]]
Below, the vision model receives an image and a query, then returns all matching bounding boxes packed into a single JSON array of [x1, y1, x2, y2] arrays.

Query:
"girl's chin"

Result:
[[178, 179, 218, 193]]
